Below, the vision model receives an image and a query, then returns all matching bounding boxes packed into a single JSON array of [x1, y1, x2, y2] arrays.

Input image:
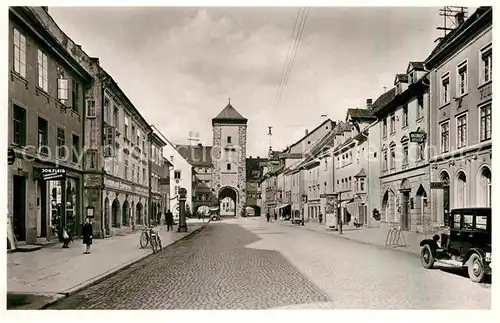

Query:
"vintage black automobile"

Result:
[[420, 207, 491, 283]]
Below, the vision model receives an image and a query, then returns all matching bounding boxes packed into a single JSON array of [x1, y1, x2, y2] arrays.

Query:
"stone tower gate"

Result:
[[212, 101, 247, 217]]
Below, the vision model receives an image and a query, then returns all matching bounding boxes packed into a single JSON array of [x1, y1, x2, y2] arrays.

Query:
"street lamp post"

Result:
[[177, 187, 188, 232]]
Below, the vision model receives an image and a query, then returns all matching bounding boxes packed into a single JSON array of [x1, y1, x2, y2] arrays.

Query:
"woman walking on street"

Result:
[[82, 217, 93, 254]]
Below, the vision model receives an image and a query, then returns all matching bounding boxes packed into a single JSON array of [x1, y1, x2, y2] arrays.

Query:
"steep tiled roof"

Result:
[[425, 7, 492, 68], [395, 74, 408, 83], [246, 157, 267, 180], [346, 108, 376, 120], [371, 87, 396, 114], [212, 103, 247, 122], [409, 61, 425, 70], [175, 144, 212, 167]]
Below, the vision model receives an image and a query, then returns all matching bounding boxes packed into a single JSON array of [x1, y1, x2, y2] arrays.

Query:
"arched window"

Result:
[[478, 166, 491, 207], [456, 171, 467, 208]]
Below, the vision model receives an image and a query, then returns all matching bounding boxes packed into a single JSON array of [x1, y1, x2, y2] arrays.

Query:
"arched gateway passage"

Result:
[[218, 186, 238, 217]]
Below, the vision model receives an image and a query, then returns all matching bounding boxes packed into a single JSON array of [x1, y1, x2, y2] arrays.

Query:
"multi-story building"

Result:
[[149, 132, 167, 224], [246, 156, 267, 216], [211, 102, 247, 217], [176, 143, 215, 216], [279, 119, 336, 221], [332, 107, 376, 227], [426, 7, 492, 226], [163, 141, 193, 218], [96, 67, 152, 237], [302, 132, 336, 223], [372, 62, 431, 232], [8, 7, 93, 244], [159, 157, 172, 218]]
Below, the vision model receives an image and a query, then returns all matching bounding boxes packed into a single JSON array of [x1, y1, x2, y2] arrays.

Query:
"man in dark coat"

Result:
[[166, 210, 174, 232], [82, 217, 93, 254]]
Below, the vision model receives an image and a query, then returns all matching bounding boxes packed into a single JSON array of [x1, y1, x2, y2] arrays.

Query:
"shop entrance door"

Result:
[[13, 175, 26, 241]]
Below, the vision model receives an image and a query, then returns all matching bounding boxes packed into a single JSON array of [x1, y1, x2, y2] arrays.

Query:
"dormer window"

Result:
[[409, 71, 414, 85]]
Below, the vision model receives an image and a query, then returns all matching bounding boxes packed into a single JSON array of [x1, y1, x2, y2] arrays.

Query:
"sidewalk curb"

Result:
[[250, 218, 420, 257], [39, 222, 209, 310]]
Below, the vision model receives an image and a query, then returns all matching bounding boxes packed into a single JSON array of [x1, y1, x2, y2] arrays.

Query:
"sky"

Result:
[[48, 6, 451, 158]]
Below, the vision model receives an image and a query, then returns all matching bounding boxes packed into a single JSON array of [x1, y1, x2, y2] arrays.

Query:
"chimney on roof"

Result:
[[305, 129, 309, 136], [366, 98, 373, 110], [249, 156, 252, 158], [198, 143, 202, 147], [455, 11, 465, 26], [257, 156, 260, 159]]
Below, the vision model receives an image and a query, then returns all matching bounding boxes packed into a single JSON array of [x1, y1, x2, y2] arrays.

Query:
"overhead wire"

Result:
[[276, 7, 310, 107], [273, 8, 303, 110]]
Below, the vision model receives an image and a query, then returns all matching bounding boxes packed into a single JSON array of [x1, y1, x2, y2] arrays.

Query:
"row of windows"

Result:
[[336, 177, 365, 192], [381, 142, 425, 171], [382, 96, 424, 138], [440, 44, 492, 106], [13, 105, 81, 163], [13, 28, 82, 114], [123, 156, 147, 185], [439, 103, 491, 153]]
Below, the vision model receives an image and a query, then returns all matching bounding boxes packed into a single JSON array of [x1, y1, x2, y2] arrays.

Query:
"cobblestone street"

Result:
[[46, 217, 491, 310]]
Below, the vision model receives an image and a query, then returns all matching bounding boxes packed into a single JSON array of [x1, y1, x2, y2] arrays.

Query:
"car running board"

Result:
[[436, 259, 463, 267]]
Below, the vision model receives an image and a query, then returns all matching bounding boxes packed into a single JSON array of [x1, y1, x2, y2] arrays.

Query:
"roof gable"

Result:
[[394, 74, 408, 85], [212, 102, 247, 125], [407, 61, 425, 73], [175, 144, 213, 167]]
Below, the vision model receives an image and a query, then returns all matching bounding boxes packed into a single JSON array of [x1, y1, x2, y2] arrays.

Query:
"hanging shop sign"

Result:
[[409, 131, 426, 143], [41, 168, 66, 181]]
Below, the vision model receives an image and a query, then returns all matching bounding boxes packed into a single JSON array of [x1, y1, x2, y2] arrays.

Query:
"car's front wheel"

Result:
[[421, 245, 435, 269], [468, 253, 486, 283]]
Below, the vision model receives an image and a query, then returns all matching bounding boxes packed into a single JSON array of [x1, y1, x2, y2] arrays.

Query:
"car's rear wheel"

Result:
[[421, 245, 434, 269], [468, 253, 485, 283]]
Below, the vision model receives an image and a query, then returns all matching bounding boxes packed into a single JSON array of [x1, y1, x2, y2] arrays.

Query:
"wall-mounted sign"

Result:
[[41, 168, 66, 181], [409, 131, 426, 143], [104, 178, 133, 192]]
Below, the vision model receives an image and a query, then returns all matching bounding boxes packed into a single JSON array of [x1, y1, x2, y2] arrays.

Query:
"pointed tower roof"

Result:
[[212, 99, 248, 125]]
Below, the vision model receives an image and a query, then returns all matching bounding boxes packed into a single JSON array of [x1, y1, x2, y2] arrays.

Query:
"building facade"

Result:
[[98, 69, 152, 237], [332, 108, 375, 228], [176, 143, 215, 216], [163, 141, 193, 218], [426, 7, 492, 226], [159, 157, 172, 218], [149, 132, 167, 224], [373, 63, 431, 232], [211, 102, 247, 217], [246, 156, 267, 216], [8, 7, 93, 244]]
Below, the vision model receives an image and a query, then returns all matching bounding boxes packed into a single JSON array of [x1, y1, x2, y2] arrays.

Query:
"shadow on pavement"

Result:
[[432, 264, 492, 286], [46, 223, 331, 310]]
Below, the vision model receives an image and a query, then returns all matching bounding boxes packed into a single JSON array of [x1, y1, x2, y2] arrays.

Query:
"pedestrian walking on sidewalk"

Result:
[[319, 213, 323, 224], [266, 212, 270, 223], [82, 217, 93, 254], [166, 209, 174, 232]]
